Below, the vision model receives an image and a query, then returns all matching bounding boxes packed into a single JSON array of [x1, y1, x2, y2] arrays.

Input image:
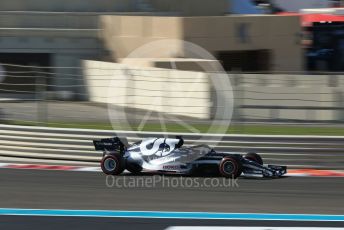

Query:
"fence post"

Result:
[[232, 70, 245, 133], [335, 90, 344, 122], [35, 68, 47, 126]]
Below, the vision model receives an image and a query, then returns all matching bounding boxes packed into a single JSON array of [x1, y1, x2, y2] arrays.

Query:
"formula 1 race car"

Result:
[[93, 136, 287, 178]]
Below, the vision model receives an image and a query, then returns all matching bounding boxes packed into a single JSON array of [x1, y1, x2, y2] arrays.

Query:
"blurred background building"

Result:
[[1, 0, 344, 125], [0, 0, 300, 98]]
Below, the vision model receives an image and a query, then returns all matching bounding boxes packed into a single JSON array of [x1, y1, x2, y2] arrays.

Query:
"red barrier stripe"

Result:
[[288, 169, 344, 177], [1, 163, 344, 177], [5, 164, 79, 171]]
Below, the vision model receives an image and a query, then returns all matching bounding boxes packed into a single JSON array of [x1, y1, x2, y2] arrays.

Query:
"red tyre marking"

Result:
[[101, 156, 120, 174], [220, 157, 237, 176]]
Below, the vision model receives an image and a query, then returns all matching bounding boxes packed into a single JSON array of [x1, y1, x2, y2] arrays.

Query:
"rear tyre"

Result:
[[219, 157, 242, 178], [101, 154, 125, 175], [245, 152, 263, 165], [126, 163, 143, 175]]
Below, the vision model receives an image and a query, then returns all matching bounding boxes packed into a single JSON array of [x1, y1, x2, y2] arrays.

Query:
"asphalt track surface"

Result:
[[0, 168, 343, 229], [1, 168, 344, 213], [0, 216, 343, 230]]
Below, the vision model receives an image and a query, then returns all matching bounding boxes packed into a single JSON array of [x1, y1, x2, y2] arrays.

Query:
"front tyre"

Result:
[[219, 157, 242, 178], [101, 154, 125, 175], [245, 152, 263, 165]]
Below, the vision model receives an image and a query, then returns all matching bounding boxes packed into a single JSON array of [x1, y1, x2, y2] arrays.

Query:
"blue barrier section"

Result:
[[0, 208, 343, 221]]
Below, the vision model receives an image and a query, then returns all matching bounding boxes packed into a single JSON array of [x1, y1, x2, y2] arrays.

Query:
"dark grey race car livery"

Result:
[[93, 136, 287, 178]]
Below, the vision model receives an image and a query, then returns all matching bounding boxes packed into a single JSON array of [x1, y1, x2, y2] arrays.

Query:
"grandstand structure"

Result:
[[0, 0, 228, 99], [101, 15, 302, 72], [1, 0, 344, 124]]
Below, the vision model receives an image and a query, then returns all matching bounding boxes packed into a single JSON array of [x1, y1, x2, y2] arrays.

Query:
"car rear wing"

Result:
[[93, 136, 128, 153]]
